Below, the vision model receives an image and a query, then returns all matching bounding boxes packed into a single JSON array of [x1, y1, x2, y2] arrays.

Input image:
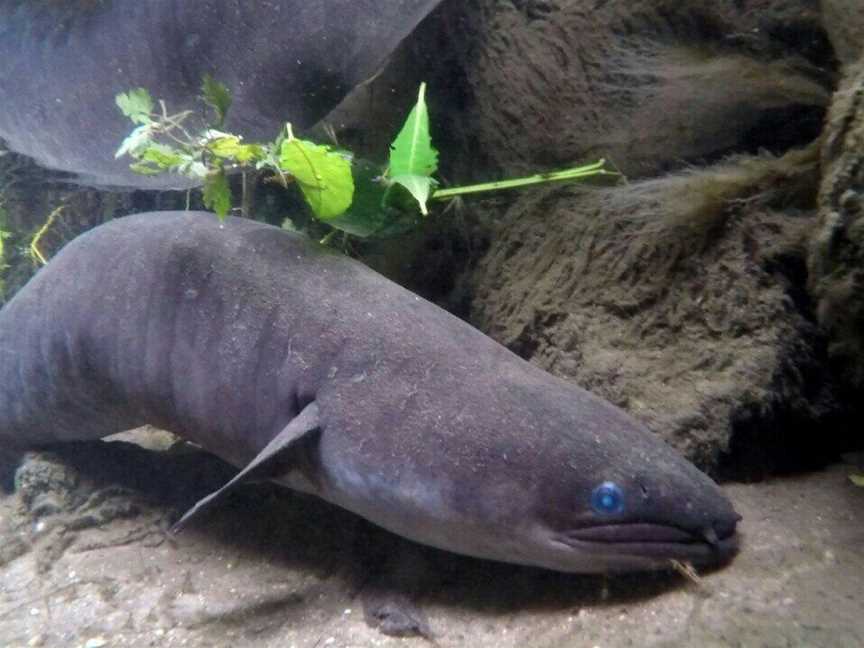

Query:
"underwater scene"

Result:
[[0, 1, 862, 646]]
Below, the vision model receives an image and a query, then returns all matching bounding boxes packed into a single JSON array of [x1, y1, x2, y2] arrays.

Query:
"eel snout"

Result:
[[553, 516, 740, 568]]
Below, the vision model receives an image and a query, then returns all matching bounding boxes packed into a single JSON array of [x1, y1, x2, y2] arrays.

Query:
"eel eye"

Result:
[[591, 481, 624, 515]]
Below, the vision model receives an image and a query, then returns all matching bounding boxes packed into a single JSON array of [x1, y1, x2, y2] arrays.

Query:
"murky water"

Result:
[[1, 2, 863, 646]]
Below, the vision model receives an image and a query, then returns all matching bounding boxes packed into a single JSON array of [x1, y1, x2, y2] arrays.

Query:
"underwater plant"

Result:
[[27, 205, 64, 266], [115, 79, 615, 240]]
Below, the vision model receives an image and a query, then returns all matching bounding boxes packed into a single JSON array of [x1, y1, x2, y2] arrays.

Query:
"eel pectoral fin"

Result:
[[171, 401, 321, 534]]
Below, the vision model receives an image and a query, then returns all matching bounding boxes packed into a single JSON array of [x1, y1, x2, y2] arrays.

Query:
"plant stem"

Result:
[[241, 170, 258, 219], [29, 205, 64, 266], [319, 229, 338, 246], [430, 159, 615, 200]]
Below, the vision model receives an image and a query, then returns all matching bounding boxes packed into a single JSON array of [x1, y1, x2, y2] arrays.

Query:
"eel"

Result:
[[0, 0, 443, 188], [0, 211, 740, 573]]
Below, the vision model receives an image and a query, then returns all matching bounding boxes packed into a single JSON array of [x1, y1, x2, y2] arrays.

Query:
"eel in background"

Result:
[[0, 0, 443, 188], [0, 211, 740, 575]]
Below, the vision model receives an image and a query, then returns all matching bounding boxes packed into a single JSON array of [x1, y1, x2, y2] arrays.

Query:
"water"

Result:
[[1, 1, 863, 646]]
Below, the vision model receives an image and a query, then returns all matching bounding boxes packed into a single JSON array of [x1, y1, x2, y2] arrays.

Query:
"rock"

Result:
[[467, 150, 841, 475], [10, 438, 236, 536], [822, 0, 864, 65], [14, 453, 84, 517], [808, 57, 864, 391], [431, 0, 831, 182], [106, 427, 182, 453], [428, 0, 854, 475]]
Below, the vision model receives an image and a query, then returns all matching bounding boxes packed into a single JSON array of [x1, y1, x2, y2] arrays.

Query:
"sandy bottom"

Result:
[[0, 439, 862, 648]]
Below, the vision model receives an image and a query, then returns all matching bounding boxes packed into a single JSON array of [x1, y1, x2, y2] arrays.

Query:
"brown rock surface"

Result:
[[424, 0, 851, 473], [809, 56, 864, 390], [822, 0, 864, 64], [467, 150, 838, 474], [431, 0, 831, 181]]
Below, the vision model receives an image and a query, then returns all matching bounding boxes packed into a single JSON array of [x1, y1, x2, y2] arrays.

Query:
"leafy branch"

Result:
[[115, 77, 352, 222], [115, 80, 617, 238]]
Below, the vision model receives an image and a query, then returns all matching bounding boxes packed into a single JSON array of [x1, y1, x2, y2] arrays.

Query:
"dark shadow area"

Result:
[[739, 104, 826, 157], [716, 239, 864, 482], [0, 452, 19, 493], [719, 402, 864, 482]]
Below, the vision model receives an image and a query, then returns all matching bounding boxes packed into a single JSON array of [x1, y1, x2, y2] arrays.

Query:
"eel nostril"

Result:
[[711, 511, 741, 541]]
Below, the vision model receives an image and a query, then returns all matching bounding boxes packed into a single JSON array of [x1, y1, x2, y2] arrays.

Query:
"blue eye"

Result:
[[591, 481, 624, 515]]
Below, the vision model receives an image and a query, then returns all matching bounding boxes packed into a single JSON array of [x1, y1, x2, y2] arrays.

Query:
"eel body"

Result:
[[0, 0, 443, 188], [0, 211, 739, 573]]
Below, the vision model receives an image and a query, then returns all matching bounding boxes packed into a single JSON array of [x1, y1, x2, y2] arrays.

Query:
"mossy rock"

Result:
[[808, 58, 864, 390]]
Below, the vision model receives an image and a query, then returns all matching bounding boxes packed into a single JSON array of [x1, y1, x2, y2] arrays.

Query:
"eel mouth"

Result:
[[552, 522, 739, 568]]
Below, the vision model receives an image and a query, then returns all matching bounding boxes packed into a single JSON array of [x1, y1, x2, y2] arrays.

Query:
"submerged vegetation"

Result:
[[28, 205, 64, 266], [115, 78, 615, 241]]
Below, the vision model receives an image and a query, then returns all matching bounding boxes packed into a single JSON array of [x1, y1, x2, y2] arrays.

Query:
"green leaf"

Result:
[[201, 75, 232, 128], [388, 82, 438, 214], [850, 474, 864, 487], [389, 174, 436, 216], [115, 88, 154, 125], [323, 161, 422, 238], [202, 170, 232, 221], [279, 136, 354, 220], [115, 124, 153, 159], [207, 135, 263, 164], [140, 143, 184, 169], [128, 161, 163, 175], [177, 159, 209, 180]]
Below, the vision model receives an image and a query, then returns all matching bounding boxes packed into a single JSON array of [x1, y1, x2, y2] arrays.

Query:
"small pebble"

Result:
[[84, 638, 108, 648]]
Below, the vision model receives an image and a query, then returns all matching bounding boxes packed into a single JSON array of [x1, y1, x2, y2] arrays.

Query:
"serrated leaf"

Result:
[[177, 159, 209, 180], [115, 88, 154, 125], [323, 161, 423, 238], [388, 82, 438, 214], [279, 137, 354, 220], [128, 161, 163, 175], [140, 143, 184, 169], [201, 75, 232, 128], [115, 124, 153, 159], [207, 136, 263, 164], [202, 170, 232, 221], [390, 174, 437, 215]]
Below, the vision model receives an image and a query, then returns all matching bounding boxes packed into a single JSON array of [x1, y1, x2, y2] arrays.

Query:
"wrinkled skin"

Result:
[[0, 212, 739, 573], [0, 0, 442, 187]]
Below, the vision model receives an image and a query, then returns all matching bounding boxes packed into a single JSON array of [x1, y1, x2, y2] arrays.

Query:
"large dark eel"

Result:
[[0, 0, 443, 188], [0, 211, 739, 573]]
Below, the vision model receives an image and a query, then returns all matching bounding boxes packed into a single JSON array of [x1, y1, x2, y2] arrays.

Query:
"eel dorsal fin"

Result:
[[171, 401, 321, 533]]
